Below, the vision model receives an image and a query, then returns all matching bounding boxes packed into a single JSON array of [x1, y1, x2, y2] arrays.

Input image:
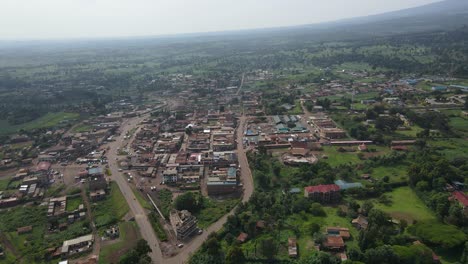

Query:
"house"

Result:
[[358, 143, 367, 151], [90, 189, 106, 202], [323, 236, 345, 251], [256, 220, 266, 230], [352, 215, 368, 230], [326, 227, 350, 240], [288, 238, 298, 258], [237, 232, 249, 243], [391, 145, 408, 151], [61, 234, 94, 256], [304, 184, 341, 203], [17, 225, 33, 234], [452, 191, 468, 209]]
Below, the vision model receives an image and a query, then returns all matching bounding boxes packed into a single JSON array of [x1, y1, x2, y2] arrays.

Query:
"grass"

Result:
[[148, 212, 168, 242], [92, 182, 130, 228], [66, 196, 83, 212], [196, 197, 240, 228], [394, 125, 424, 138], [242, 206, 359, 259], [287, 100, 303, 115], [71, 123, 93, 133], [132, 187, 153, 210], [369, 164, 409, 183], [374, 187, 435, 224], [321, 146, 361, 166], [428, 138, 468, 160], [0, 112, 79, 135], [449, 117, 468, 135], [0, 178, 10, 191], [99, 221, 140, 264], [156, 189, 173, 218]]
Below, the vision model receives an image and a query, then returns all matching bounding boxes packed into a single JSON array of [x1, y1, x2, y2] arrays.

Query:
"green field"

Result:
[[0, 112, 79, 135], [71, 123, 93, 133], [66, 196, 83, 212], [196, 197, 239, 228], [321, 146, 361, 166], [449, 117, 468, 135], [374, 187, 435, 223], [394, 125, 424, 138], [370, 164, 409, 183], [429, 138, 468, 160], [99, 221, 140, 264], [92, 182, 130, 228], [0, 178, 10, 191]]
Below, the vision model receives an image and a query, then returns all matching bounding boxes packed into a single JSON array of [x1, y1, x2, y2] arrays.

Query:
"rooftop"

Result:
[[305, 184, 340, 193]]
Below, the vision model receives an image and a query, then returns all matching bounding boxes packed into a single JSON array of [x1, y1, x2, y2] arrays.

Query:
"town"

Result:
[[1, 1, 468, 263]]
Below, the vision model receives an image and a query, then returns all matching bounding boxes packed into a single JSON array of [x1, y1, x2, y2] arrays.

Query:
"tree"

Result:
[[361, 201, 374, 216], [298, 251, 340, 264], [364, 245, 399, 264], [174, 192, 200, 212], [204, 233, 221, 256], [259, 236, 277, 259], [225, 245, 245, 264], [310, 203, 326, 216], [306, 222, 321, 236], [120, 239, 152, 264]]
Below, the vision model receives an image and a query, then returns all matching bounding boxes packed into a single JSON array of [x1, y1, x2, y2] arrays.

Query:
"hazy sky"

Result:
[[1, 0, 440, 40]]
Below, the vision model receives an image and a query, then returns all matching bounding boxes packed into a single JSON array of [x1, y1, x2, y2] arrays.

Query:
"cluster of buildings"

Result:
[[308, 113, 346, 140]]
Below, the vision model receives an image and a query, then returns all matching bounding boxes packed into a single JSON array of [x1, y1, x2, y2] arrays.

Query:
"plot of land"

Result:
[[99, 221, 140, 264], [0, 112, 79, 135], [320, 146, 361, 166], [92, 182, 130, 228], [196, 197, 239, 228], [66, 196, 83, 212], [374, 187, 435, 223]]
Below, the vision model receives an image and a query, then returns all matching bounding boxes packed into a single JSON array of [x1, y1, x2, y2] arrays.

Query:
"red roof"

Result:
[[452, 191, 468, 207], [36, 161, 51, 171], [305, 184, 340, 193]]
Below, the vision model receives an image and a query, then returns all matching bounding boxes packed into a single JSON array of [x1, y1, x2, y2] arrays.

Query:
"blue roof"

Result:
[[290, 188, 301, 193], [88, 167, 103, 175], [228, 167, 237, 177], [334, 180, 363, 190]]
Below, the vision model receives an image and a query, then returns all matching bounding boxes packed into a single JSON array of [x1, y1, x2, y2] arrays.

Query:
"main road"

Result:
[[105, 113, 254, 263], [105, 116, 163, 263]]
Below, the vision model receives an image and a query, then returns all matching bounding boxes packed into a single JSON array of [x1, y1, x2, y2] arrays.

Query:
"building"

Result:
[[163, 168, 178, 184], [326, 227, 350, 240], [61, 234, 94, 256], [304, 184, 340, 203], [206, 166, 238, 195], [170, 210, 198, 240], [320, 128, 346, 139], [323, 236, 345, 251], [352, 215, 368, 230], [452, 191, 468, 210], [90, 189, 106, 202], [237, 232, 249, 243], [288, 237, 298, 258]]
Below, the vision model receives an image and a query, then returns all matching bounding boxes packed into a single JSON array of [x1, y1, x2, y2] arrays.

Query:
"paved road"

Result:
[[236, 73, 245, 96], [102, 113, 254, 264], [105, 117, 164, 263]]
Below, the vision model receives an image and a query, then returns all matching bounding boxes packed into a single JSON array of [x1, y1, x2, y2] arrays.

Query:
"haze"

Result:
[[1, 0, 440, 40]]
